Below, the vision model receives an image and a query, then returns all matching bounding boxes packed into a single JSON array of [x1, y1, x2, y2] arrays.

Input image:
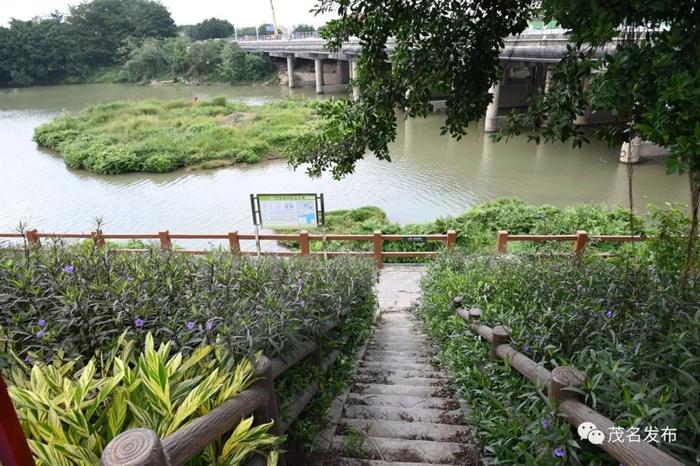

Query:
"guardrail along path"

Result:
[[325, 265, 479, 465]]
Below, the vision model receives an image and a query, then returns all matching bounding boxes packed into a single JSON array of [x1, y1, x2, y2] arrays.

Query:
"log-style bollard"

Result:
[[251, 356, 285, 466], [452, 296, 463, 309], [468, 308, 482, 322], [101, 428, 168, 466], [547, 366, 586, 407], [490, 325, 511, 361], [252, 357, 282, 435]]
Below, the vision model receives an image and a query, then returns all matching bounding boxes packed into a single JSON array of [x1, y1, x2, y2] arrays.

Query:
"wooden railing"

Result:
[[495, 230, 645, 255], [101, 317, 348, 466], [0, 229, 456, 269], [451, 297, 683, 466]]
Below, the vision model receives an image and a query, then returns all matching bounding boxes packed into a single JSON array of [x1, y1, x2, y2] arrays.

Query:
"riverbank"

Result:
[[33, 97, 317, 174]]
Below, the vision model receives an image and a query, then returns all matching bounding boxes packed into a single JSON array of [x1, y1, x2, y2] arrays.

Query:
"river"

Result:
[[0, 83, 688, 248]]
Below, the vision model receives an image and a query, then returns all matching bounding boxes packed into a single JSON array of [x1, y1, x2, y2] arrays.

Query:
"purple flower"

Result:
[[63, 264, 74, 273], [273, 266, 281, 274], [24, 355, 30, 363], [553, 446, 565, 458], [523, 344, 530, 354], [606, 310, 614, 319], [127, 276, 134, 282], [187, 321, 195, 330], [134, 318, 144, 329], [542, 418, 550, 429], [667, 362, 673, 368], [37, 319, 46, 327], [299, 299, 306, 308], [206, 321, 215, 331], [36, 330, 45, 338]]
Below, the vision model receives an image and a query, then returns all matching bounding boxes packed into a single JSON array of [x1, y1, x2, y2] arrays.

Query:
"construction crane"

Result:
[[270, 0, 279, 39]]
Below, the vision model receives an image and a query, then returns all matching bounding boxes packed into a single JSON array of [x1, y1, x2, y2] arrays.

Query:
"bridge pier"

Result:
[[619, 137, 669, 164], [286, 56, 295, 88], [484, 81, 502, 133], [314, 58, 324, 94], [349, 60, 360, 100]]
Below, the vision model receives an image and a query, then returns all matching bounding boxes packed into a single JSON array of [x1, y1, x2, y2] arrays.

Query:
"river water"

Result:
[[0, 83, 688, 248]]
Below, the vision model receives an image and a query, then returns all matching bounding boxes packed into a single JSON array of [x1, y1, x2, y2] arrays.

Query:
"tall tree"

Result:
[[289, 0, 699, 274], [0, 14, 84, 86], [187, 18, 235, 41], [68, 0, 176, 66]]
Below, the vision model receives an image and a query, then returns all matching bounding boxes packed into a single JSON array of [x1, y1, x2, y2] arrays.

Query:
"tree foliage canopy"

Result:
[[185, 17, 235, 40], [290, 0, 698, 185]]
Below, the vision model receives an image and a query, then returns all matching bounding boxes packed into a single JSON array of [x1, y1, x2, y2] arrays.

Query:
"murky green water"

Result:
[[0, 83, 688, 245]]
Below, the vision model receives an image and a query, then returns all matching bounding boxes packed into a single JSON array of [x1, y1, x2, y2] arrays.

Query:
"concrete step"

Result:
[[364, 350, 430, 358], [336, 459, 454, 466], [331, 435, 467, 464], [352, 383, 440, 397], [341, 418, 467, 442], [343, 405, 466, 424], [346, 394, 459, 410], [352, 374, 449, 386], [362, 355, 433, 365], [366, 345, 432, 353], [359, 361, 437, 372], [355, 368, 444, 379]]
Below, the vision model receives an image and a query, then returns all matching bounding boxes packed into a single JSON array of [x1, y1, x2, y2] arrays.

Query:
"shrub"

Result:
[[418, 252, 699, 464], [5, 332, 280, 465], [33, 98, 317, 174], [0, 243, 377, 363]]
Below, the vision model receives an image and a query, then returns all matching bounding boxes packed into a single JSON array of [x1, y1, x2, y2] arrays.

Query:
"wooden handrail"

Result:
[[452, 298, 684, 466], [495, 230, 646, 254], [0, 229, 457, 269]]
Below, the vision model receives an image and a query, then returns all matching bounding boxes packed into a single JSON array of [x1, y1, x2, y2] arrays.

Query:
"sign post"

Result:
[[250, 194, 325, 255]]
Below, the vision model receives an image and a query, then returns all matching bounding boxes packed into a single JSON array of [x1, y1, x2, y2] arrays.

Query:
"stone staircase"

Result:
[[317, 265, 479, 465]]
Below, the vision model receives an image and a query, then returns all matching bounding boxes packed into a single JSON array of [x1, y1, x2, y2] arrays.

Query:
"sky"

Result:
[[0, 0, 336, 28]]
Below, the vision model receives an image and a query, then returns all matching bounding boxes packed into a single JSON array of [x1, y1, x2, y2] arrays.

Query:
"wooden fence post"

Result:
[[299, 230, 310, 256], [373, 230, 383, 269], [228, 231, 241, 255], [252, 357, 282, 435], [25, 229, 40, 247], [451, 296, 463, 310], [446, 230, 457, 250], [158, 231, 172, 252], [0, 376, 35, 466], [468, 307, 483, 322], [547, 366, 586, 407], [573, 230, 588, 256], [92, 230, 105, 248], [496, 230, 508, 253], [490, 325, 511, 361], [100, 428, 168, 466]]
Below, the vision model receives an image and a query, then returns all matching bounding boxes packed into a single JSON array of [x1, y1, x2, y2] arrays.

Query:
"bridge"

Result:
[[236, 31, 666, 164]]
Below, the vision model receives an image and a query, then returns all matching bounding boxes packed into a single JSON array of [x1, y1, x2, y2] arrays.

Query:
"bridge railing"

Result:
[[0, 229, 456, 269]]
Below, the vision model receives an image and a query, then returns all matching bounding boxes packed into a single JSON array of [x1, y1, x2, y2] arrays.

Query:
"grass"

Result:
[[33, 97, 318, 174]]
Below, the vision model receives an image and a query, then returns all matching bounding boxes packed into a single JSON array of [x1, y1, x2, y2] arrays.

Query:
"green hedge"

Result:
[[418, 253, 699, 464]]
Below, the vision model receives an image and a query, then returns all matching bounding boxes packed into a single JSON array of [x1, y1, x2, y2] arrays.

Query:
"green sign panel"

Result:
[[252, 193, 324, 228], [402, 235, 427, 243]]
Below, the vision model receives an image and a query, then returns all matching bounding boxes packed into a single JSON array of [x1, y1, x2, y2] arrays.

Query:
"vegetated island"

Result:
[[33, 97, 317, 174]]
